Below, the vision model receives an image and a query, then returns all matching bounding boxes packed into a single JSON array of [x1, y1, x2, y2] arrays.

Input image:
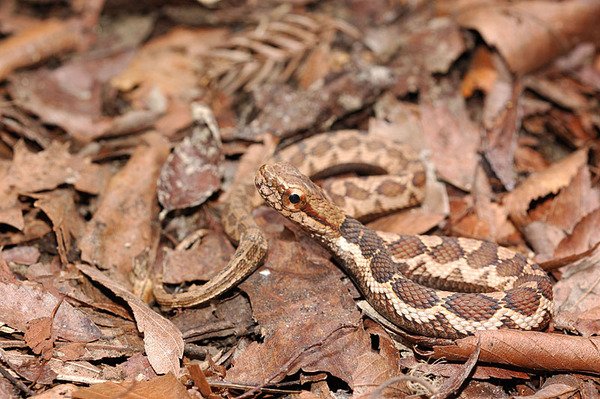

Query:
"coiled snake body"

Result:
[[156, 131, 553, 339], [255, 162, 553, 339]]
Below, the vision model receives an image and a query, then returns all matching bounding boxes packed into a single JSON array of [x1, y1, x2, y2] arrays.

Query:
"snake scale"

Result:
[[155, 130, 553, 339]]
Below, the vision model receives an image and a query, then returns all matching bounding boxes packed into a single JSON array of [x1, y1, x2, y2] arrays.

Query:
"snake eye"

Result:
[[283, 188, 306, 211], [288, 193, 301, 204]]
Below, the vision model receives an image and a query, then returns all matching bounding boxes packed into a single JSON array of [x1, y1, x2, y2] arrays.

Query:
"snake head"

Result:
[[255, 162, 346, 239]]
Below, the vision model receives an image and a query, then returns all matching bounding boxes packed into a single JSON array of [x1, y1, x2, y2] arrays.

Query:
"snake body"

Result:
[[155, 130, 553, 339], [255, 162, 553, 339]]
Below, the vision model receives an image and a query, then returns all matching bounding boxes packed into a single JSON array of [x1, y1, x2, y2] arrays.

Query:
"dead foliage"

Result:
[[0, 0, 599, 398]]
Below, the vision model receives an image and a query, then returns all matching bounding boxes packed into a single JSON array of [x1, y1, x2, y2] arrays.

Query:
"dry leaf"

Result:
[[433, 330, 600, 374], [8, 51, 134, 143], [0, 19, 81, 80], [80, 133, 170, 277], [77, 264, 184, 376], [33, 189, 85, 265], [455, 0, 600, 74], [0, 281, 101, 342], [503, 149, 588, 225], [72, 373, 191, 399], [419, 99, 480, 191], [158, 104, 223, 211], [227, 210, 400, 396], [161, 232, 234, 284], [553, 244, 600, 336]]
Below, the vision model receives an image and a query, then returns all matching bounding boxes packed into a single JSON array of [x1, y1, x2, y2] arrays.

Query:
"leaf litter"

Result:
[[0, 0, 599, 397]]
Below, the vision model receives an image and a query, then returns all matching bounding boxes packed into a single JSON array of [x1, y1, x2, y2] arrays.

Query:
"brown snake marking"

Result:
[[154, 130, 553, 338], [153, 130, 423, 308], [255, 163, 553, 339]]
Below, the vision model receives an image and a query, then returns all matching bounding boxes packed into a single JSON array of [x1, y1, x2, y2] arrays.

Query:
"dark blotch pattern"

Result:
[[389, 236, 427, 259], [496, 257, 525, 277], [338, 136, 360, 150], [344, 181, 371, 200], [411, 170, 426, 188], [443, 293, 500, 321], [392, 278, 439, 309], [465, 241, 499, 269], [340, 218, 394, 283], [502, 287, 540, 317], [376, 180, 406, 197], [428, 238, 464, 264], [513, 274, 553, 300]]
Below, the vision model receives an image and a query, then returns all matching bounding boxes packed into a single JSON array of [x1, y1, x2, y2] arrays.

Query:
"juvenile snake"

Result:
[[155, 130, 553, 339], [255, 162, 553, 339]]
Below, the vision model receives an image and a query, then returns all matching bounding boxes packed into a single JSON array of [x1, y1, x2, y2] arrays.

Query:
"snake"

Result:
[[155, 130, 553, 339], [255, 162, 554, 339]]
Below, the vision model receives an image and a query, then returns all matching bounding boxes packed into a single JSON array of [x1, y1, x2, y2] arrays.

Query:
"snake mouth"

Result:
[[255, 164, 285, 210]]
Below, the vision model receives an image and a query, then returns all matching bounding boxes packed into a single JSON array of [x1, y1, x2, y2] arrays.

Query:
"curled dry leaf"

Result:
[[503, 149, 588, 226], [553, 208, 600, 260], [79, 133, 170, 277], [77, 264, 184, 376], [483, 80, 521, 190], [158, 104, 223, 211], [455, 0, 600, 74], [525, 166, 600, 261], [432, 330, 600, 374], [32, 189, 85, 265], [516, 374, 581, 399]]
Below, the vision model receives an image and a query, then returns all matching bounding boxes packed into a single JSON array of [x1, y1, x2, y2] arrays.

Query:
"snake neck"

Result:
[[314, 217, 395, 288]]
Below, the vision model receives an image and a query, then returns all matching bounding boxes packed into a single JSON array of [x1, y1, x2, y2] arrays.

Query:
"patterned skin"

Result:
[[255, 162, 553, 339]]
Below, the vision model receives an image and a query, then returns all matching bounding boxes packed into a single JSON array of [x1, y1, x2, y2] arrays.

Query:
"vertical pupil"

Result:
[[289, 193, 301, 204]]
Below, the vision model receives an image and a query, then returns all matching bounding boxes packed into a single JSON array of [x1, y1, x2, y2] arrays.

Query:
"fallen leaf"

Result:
[[516, 374, 580, 399], [553, 244, 600, 336], [33, 189, 85, 265], [237, 64, 394, 140], [433, 330, 600, 374], [1, 245, 39, 265], [503, 149, 588, 225], [24, 317, 54, 359], [0, 18, 82, 81], [80, 133, 170, 277], [419, 98, 480, 191], [77, 264, 184, 376], [8, 50, 134, 143], [483, 81, 521, 190], [0, 281, 101, 342], [72, 373, 191, 399], [158, 104, 223, 211], [553, 208, 600, 259], [0, 141, 103, 229], [161, 232, 234, 284], [455, 0, 600, 74], [111, 27, 226, 137]]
